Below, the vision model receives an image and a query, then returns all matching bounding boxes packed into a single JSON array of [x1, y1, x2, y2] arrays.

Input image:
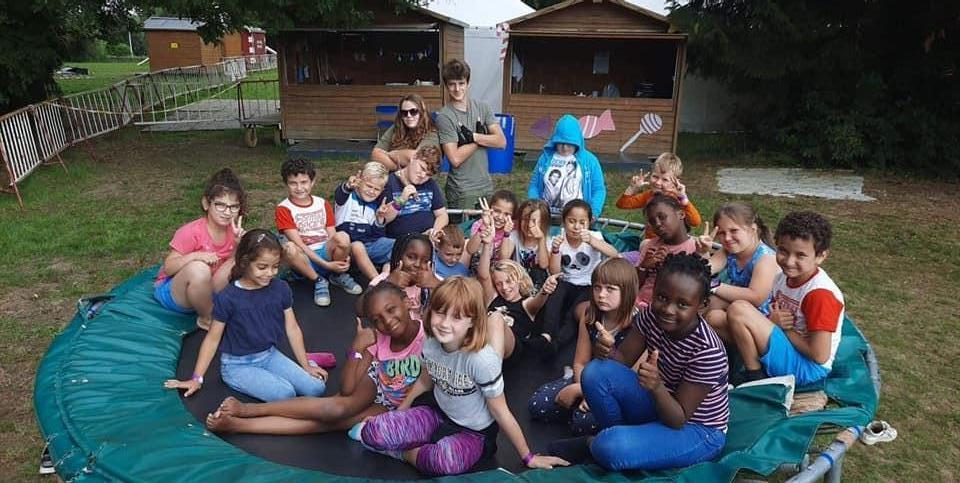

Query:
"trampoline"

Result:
[[34, 216, 880, 482]]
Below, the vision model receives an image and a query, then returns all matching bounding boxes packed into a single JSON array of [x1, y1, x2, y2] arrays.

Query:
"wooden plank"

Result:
[[510, 1, 668, 34]]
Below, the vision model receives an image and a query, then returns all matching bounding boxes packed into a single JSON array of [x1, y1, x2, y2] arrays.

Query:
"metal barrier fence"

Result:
[[225, 54, 278, 72], [0, 54, 275, 209]]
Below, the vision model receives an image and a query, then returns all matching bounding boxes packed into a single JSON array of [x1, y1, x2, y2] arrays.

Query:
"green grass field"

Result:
[[2, 129, 958, 481], [54, 61, 150, 96]]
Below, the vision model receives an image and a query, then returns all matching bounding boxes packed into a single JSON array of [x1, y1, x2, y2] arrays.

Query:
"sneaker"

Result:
[[347, 421, 365, 442], [314, 277, 331, 306], [329, 272, 362, 295], [39, 445, 55, 475], [860, 420, 897, 445]]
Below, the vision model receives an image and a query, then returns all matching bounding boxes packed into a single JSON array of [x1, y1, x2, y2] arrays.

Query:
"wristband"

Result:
[[191, 373, 204, 385], [709, 277, 721, 295], [551, 248, 561, 255], [391, 201, 403, 211], [677, 193, 689, 204], [522, 452, 536, 466], [346, 349, 363, 361]]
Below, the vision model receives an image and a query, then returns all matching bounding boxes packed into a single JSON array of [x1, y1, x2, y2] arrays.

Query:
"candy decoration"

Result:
[[579, 109, 616, 139], [530, 116, 554, 139], [619, 113, 664, 152]]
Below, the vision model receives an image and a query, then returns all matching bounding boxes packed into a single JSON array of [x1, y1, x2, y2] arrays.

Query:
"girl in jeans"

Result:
[[165, 229, 327, 402], [550, 253, 728, 471]]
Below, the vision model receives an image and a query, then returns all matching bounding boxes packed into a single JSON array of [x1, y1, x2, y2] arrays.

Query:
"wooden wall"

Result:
[[222, 32, 243, 58], [146, 31, 227, 70], [510, 1, 668, 36], [281, 84, 444, 141], [442, 24, 464, 65], [147, 31, 202, 70], [506, 94, 676, 155]]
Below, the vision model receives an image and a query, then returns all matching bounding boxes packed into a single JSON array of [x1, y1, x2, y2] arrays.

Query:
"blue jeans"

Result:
[[220, 346, 326, 402], [581, 359, 726, 471]]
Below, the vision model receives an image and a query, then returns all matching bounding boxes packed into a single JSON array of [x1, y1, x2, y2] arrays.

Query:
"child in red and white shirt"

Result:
[[276, 158, 361, 307], [727, 211, 844, 386]]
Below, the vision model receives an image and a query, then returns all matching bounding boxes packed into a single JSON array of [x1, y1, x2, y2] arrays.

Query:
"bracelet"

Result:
[[677, 193, 688, 204], [522, 452, 536, 466], [551, 248, 560, 255], [391, 201, 403, 211], [345, 349, 363, 360], [191, 373, 204, 385]]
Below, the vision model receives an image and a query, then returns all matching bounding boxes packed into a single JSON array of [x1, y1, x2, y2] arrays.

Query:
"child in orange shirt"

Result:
[[616, 153, 702, 239]]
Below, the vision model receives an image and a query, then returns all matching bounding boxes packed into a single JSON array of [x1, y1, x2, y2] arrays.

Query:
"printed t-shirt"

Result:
[[383, 174, 444, 238], [422, 338, 503, 431], [559, 231, 605, 286], [275, 196, 335, 250], [367, 320, 426, 408], [769, 268, 845, 370]]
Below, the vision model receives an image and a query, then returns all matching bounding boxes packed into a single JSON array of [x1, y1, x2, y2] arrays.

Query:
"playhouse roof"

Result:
[[143, 17, 265, 34], [422, 0, 534, 27], [506, 0, 670, 27]]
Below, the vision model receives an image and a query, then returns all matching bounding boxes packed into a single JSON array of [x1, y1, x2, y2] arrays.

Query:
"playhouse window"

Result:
[[282, 30, 441, 86], [509, 37, 678, 99]]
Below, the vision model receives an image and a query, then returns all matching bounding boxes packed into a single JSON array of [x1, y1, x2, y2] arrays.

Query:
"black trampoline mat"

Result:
[[175, 276, 580, 479]]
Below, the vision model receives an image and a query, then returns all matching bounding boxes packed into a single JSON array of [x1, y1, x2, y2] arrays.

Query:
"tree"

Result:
[[0, 0, 132, 112], [0, 0, 420, 113], [669, 0, 960, 172]]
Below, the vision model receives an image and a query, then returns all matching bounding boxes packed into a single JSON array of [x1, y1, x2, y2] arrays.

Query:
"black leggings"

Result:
[[539, 280, 591, 346]]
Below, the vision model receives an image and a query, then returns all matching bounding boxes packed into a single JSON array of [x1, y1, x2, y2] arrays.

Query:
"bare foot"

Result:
[[196, 316, 212, 331], [218, 396, 250, 418], [206, 410, 239, 433]]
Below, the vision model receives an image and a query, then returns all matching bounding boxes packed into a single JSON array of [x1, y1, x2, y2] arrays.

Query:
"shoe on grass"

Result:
[[329, 272, 362, 295], [39, 445, 55, 475], [860, 420, 897, 445], [314, 277, 331, 306]]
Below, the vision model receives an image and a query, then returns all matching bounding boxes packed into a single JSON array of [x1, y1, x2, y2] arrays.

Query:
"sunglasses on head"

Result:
[[400, 108, 420, 117]]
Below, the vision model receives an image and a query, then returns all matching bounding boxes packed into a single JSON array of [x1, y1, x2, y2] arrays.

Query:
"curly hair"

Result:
[[203, 168, 247, 215], [390, 94, 437, 150], [656, 253, 712, 305], [281, 157, 316, 182], [359, 281, 407, 320], [414, 145, 442, 175], [390, 233, 433, 271], [775, 211, 832, 255]]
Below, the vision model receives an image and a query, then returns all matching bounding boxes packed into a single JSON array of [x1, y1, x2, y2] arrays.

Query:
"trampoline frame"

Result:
[[34, 215, 881, 482]]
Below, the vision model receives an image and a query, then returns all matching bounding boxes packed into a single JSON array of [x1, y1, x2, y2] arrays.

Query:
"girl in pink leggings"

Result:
[[353, 276, 569, 476]]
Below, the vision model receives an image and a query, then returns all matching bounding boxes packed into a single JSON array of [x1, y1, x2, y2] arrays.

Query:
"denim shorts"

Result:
[[761, 325, 830, 386], [363, 237, 396, 266], [153, 277, 194, 314]]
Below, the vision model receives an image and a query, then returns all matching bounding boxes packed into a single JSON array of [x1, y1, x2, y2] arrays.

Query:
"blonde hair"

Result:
[[584, 258, 639, 332], [653, 152, 683, 178], [361, 161, 389, 181], [424, 276, 488, 352], [491, 260, 534, 298], [438, 224, 465, 249]]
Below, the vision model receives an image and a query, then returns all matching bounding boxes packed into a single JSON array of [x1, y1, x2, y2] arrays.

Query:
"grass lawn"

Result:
[[2, 129, 958, 481], [54, 61, 150, 96]]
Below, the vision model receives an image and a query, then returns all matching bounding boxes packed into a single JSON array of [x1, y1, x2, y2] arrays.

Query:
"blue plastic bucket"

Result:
[[488, 114, 515, 174]]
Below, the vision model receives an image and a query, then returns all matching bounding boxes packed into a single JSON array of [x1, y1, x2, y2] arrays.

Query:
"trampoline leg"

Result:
[[825, 454, 844, 483]]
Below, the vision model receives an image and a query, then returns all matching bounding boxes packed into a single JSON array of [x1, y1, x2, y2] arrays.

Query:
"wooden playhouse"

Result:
[[278, 4, 467, 141], [502, 0, 687, 156]]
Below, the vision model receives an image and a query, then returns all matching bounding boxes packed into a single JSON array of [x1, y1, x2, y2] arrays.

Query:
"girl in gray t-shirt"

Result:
[[355, 276, 569, 476]]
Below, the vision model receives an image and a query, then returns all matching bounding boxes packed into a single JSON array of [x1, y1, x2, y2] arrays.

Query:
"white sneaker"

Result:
[[860, 420, 897, 445]]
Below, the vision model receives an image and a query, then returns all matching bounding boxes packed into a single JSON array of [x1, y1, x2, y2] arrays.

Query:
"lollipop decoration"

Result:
[[619, 113, 663, 153]]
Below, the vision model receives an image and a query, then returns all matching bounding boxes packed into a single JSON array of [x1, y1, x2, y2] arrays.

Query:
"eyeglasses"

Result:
[[212, 201, 242, 213], [400, 108, 420, 118]]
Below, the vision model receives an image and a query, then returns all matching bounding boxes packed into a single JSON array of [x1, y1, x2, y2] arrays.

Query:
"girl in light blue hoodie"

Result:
[[527, 115, 606, 218]]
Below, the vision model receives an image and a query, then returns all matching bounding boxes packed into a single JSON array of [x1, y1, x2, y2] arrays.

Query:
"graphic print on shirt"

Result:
[[393, 189, 435, 216], [293, 210, 328, 246], [376, 354, 422, 406], [561, 250, 593, 274], [425, 358, 478, 397]]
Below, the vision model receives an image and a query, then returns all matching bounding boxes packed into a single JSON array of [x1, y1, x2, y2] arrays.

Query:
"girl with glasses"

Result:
[[153, 168, 248, 330]]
